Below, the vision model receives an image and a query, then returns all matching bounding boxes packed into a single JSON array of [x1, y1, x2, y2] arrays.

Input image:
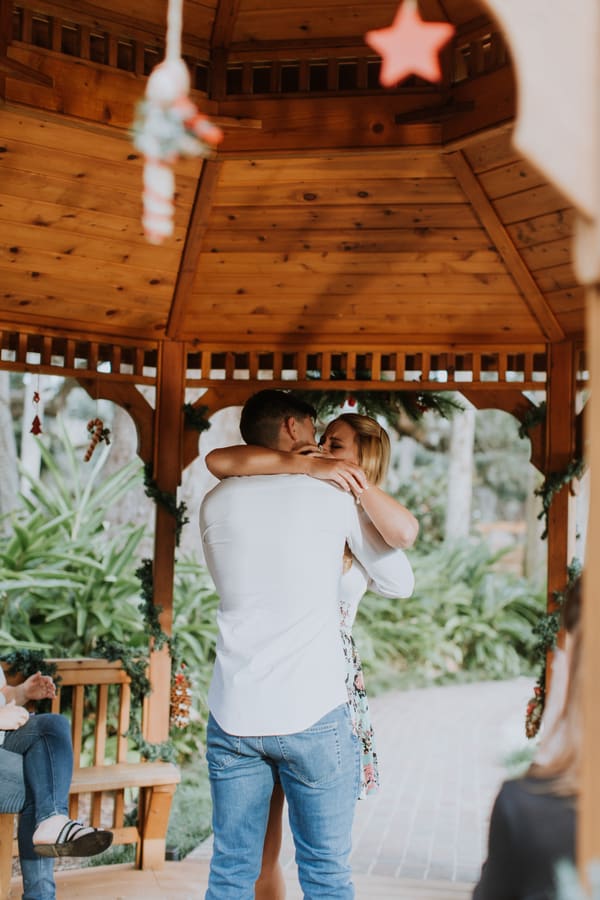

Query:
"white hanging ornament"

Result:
[[132, 1, 223, 244]]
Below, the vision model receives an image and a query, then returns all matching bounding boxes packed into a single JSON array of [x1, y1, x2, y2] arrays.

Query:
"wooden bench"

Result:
[[1, 657, 181, 899]]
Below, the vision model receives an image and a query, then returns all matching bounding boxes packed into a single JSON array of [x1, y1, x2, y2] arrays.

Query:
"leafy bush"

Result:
[[0, 429, 146, 655], [354, 539, 545, 691]]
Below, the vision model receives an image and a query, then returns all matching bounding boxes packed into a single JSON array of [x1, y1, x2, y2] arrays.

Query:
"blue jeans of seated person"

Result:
[[2, 714, 73, 900], [205, 703, 360, 900]]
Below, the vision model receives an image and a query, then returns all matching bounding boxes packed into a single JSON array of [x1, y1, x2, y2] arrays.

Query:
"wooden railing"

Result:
[[10, 3, 509, 97]]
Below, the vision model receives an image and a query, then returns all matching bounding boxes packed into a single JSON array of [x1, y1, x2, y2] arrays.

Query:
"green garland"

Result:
[[295, 389, 464, 432], [143, 463, 189, 547], [183, 402, 211, 433], [135, 558, 169, 651], [535, 458, 585, 539], [0, 650, 57, 680], [126, 720, 178, 764], [92, 637, 151, 705], [517, 401, 546, 440], [525, 558, 582, 738]]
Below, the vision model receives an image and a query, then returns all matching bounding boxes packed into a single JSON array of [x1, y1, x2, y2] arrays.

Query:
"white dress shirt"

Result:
[[200, 474, 414, 736]]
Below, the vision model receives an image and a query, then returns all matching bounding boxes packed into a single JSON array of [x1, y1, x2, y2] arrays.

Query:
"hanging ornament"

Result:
[[30, 386, 42, 435], [365, 0, 455, 87], [525, 683, 545, 738], [170, 663, 192, 729], [132, 0, 223, 244], [84, 418, 111, 462]]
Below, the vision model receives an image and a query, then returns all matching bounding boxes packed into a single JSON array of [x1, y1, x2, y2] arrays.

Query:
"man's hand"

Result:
[[0, 700, 30, 730]]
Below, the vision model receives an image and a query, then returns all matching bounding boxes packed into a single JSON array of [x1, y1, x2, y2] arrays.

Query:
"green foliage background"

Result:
[[0, 421, 544, 857]]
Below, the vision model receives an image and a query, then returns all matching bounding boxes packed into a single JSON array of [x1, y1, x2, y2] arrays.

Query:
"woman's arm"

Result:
[[356, 486, 419, 549], [0, 701, 29, 730], [205, 445, 369, 494]]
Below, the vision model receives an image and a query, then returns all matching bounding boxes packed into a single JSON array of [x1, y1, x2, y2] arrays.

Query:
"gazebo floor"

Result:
[[11, 860, 474, 899]]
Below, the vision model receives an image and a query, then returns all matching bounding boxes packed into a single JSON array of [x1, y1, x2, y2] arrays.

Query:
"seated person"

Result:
[[0, 664, 113, 900], [473, 577, 581, 900]]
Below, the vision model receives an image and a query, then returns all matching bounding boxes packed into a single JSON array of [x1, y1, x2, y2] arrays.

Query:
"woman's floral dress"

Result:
[[339, 558, 379, 798]]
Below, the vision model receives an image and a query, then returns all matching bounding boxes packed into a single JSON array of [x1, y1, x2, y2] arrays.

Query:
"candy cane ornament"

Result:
[[132, 0, 223, 244]]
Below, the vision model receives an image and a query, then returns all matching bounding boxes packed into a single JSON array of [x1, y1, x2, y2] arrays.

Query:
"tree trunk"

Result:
[[0, 372, 19, 527], [444, 399, 476, 541]]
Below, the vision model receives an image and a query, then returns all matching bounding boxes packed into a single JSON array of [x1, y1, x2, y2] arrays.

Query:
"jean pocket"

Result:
[[206, 717, 242, 771], [278, 720, 343, 787]]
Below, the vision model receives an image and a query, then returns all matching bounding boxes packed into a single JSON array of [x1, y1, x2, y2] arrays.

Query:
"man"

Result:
[[200, 389, 412, 899]]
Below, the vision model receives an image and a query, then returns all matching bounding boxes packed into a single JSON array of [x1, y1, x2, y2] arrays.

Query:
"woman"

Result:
[[0, 666, 113, 900], [206, 412, 418, 899], [472, 577, 581, 900]]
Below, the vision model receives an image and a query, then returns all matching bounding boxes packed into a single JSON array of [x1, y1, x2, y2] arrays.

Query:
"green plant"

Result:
[[0, 424, 147, 656], [355, 540, 545, 691]]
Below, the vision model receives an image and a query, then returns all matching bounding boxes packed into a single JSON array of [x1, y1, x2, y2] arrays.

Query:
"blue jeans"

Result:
[[2, 713, 73, 900], [205, 703, 360, 900]]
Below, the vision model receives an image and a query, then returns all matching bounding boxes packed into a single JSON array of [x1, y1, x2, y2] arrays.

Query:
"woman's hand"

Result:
[[1, 671, 56, 707], [0, 700, 30, 730], [300, 451, 369, 494], [22, 671, 56, 702]]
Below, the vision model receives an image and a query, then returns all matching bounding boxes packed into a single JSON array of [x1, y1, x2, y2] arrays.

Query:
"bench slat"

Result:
[[70, 762, 180, 794]]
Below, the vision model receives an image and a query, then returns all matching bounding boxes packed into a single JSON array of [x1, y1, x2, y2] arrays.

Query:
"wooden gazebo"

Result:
[[1, 0, 599, 882]]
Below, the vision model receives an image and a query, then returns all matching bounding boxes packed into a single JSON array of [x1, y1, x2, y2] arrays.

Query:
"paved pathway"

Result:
[[194, 677, 535, 892], [279, 677, 533, 885]]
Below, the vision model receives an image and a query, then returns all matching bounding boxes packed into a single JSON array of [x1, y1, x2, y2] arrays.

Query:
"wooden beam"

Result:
[[145, 340, 186, 743], [444, 150, 565, 342], [442, 120, 513, 152], [211, 0, 242, 49], [0, 55, 54, 85], [461, 388, 545, 472], [77, 378, 154, 464], [181, 384, 256, 469], [0, 0, 11, 55], [166, 158, 222, 340], [545, 339, 577, 655], [581, 284, 600, 877]]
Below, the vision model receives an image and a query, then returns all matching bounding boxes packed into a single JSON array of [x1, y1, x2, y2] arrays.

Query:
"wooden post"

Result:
[[144, 340, 186, 743], [544, 341, 577, 653], [580, 287, 600, 876]]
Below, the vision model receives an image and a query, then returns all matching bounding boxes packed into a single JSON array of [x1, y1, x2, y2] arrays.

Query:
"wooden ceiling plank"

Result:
[[520, 237, 573, 273], [507, 209, 575, 250], [0, 220, 181, 270], [534, 263, 578, 294], [212, 177, 465, 206], [202, 227, 495, 253], [166, 159, 222, 339], [444, 149, 565, 342], [207, 202, 481, 229], [494, 183, 572, 225], [198, 249, 505, 275]]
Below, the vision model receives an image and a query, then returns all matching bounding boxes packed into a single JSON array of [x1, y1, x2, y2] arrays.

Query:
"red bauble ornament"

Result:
[[30, 415, 42, 435]]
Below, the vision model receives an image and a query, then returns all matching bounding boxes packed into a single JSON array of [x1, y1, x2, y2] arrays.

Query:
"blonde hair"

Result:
[[333, 413, 391, 573], [333, 413, 391, 485]]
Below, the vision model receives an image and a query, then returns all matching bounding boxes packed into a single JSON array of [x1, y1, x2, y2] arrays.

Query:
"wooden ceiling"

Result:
[[0, 0, 584, 363]]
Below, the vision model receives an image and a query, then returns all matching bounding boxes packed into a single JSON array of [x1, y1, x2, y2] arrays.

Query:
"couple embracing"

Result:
[[200, 389, 418, 899]]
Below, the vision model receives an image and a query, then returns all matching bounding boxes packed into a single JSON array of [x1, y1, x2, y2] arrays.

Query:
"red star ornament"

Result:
[[365, 0, 455, 87]]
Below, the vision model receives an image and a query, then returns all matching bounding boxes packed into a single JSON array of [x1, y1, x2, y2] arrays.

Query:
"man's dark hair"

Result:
[[240, 389, 317, 447]]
